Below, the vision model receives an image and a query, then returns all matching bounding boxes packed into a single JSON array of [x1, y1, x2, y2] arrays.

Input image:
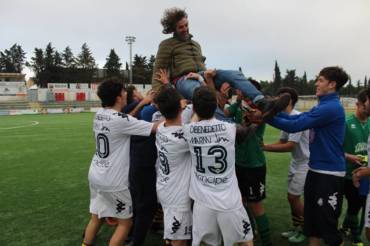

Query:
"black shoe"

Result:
[[255, 93, 291, 121]]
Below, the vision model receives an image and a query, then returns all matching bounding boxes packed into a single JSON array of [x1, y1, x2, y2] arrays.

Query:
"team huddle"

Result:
[[81, 7, 370, 246]]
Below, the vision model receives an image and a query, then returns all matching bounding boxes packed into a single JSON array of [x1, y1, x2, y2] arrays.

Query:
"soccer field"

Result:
[[0, 113, 353, 245]]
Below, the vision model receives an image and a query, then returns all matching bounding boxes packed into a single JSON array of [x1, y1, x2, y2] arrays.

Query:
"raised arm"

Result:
[[128, 91, 155, 117]]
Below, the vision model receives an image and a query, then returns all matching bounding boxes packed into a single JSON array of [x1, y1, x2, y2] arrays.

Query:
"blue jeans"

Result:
[[175, 69, 264, 102]]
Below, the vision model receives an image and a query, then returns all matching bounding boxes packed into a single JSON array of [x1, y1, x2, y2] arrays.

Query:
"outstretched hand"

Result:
[[142, 90, 156, 104], [155, 69, 170, 84]]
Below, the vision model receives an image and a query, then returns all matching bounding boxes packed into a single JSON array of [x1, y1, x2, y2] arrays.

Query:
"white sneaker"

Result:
[[281, 229, 297, 238]]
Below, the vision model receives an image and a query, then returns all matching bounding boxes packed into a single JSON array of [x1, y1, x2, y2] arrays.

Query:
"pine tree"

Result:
[[30, 48, 44, 75], [283, 69, 298, 88], [364, 76, 368, 88], [77, 43, 96, 69], [0, 44, 26, 73], [273, 60, 282, 91], [54, 51, 63, 67], [132, 54, 147, 84], [104, 49, 122, 77], [62, 46, 75, 68], [44, 43, 55, 69]]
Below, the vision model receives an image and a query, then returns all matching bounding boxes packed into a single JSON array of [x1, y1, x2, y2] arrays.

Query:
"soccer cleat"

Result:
[[255, 93, 291, 121], [288, 231, 306, 244], [281, 229, 297, 238]]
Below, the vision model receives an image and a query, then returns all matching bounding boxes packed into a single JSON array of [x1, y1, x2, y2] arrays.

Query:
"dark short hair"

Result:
[[154, 86, 182, 120], [192, 86, 217, 119], [97, 78, 124, 107], [161, 7, 187, 34], [357, 88, 370, 104], [319, 66, 349, 91], [277, 87, 299, 107], [126, 85, 137, 105]]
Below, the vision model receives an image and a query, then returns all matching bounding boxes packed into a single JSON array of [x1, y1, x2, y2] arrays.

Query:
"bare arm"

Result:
[[128, 91, 155, 117], [263, 140, 296, 152]]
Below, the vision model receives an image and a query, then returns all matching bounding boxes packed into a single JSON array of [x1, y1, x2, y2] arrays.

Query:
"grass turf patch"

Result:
[[0, 113, 356, 245]]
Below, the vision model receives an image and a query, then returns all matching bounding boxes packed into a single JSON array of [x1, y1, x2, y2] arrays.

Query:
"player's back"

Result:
[[183, 118, 243, 211], [155, 122, 191, 208], [89, 108, 152, 191]]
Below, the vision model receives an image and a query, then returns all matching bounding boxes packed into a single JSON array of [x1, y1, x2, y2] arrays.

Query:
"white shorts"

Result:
[[287, 165, 308, 196], [192, 202, 253, 246], [365, 193, 370, 228], [163, 206, 192, 240], [89, 185, 133, 219]]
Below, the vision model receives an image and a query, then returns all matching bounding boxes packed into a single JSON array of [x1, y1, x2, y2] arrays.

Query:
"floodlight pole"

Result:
[[125, 36, 136, 84]]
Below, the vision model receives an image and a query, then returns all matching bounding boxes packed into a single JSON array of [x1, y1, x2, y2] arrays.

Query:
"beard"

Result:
[[175, 31, 190, 41]]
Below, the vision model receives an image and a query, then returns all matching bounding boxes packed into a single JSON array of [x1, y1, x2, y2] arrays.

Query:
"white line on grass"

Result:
[[0, 121, 40, 130]]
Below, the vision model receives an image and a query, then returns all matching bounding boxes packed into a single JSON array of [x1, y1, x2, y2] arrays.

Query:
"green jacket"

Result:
[[151, 35, 206, 92]]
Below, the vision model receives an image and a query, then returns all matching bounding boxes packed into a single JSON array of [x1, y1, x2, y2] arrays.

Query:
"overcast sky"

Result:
[[1, 0, 369, 83]]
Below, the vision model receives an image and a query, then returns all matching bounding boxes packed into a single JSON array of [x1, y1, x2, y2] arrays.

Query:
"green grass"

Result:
[[0, 113, 356, 245]]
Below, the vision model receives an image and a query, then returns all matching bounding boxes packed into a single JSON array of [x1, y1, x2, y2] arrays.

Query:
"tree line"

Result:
[[259, 61, 368, 96], [0, 43, 368, 95]]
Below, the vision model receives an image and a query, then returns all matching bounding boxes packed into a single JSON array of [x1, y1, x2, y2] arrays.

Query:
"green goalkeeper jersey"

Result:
[[343, 114, 370, 179], [227, 102, 266, 168]]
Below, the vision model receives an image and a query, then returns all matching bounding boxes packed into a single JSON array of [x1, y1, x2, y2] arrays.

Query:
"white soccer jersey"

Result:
[[155, 122, 191, 208], [88, 108, 153, 191], [183, 118, 243, 211], [280, 109, 310, 171]]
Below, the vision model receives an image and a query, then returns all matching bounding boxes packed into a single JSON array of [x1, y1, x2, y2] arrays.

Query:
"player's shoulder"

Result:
[[112, 111, 131, 121]]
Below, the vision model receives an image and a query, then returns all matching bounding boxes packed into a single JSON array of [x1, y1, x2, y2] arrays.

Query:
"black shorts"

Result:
[[236, 165, 266, 202], [304, 170, 344, 246], [344, 178, 366, 215]]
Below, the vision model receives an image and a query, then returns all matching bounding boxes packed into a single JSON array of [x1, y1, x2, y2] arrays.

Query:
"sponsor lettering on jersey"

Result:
[[194, 171, 228, 185], [355, 142, 367, 153], [93, 158, 110, 168]]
